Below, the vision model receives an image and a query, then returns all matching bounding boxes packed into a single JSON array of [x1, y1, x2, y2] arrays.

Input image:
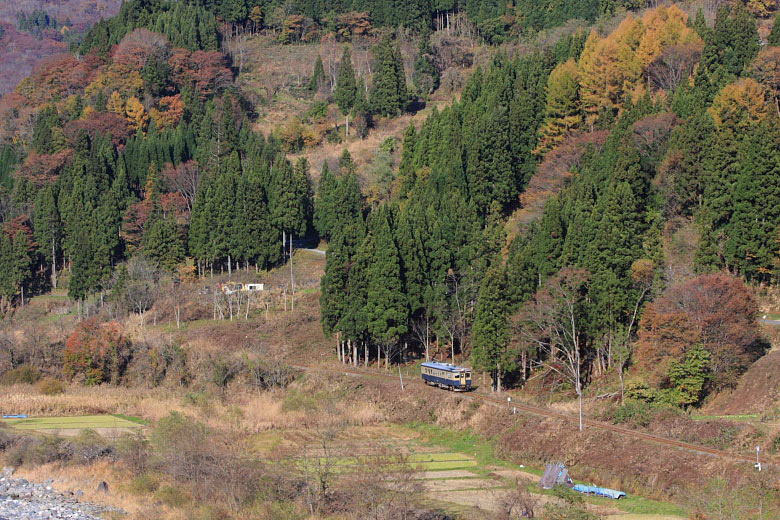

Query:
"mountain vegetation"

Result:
[[0, 0, 777, 432]]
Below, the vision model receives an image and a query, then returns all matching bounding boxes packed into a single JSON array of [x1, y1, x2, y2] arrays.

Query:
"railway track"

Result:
[[294, 363, 765, 466]]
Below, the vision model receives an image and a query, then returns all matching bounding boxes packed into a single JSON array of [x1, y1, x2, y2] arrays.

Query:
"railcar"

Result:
[[421, 362, 472, 391]]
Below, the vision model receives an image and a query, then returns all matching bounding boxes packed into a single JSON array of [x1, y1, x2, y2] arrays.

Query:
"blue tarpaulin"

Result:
[[1, 415, 27, 419], [573, 484, 626, 499]]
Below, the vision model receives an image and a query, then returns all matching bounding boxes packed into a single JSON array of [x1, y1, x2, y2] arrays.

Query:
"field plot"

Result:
[[257, 424, 686, 518], [3, 414, 145, 436]]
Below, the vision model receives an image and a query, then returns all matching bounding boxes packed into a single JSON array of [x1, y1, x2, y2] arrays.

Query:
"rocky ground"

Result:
[[0, 468, 123, 520]]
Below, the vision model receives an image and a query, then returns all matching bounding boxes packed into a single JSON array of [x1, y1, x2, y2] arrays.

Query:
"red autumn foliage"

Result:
[[63, 319, 132, 385], [0, 0, 121, 95], [16, 149, 72, 187], [634, 273, 765, 389], [122, 191, 188, 248], [169, 49, 232, 98], [63, 111, 132, 148], [3, 217, 36, 252], [516, 131, 608, 231], [17, 53, 97, 105], [112, 29, 171, 69]]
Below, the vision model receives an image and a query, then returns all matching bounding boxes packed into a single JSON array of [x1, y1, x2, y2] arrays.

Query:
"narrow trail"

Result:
[[293, 363, 766, 467]]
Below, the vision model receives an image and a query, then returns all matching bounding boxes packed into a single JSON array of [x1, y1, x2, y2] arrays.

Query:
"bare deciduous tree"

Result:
[[514, 268, 589, 431], [162, 160, 201, 215], [648, 43, 702, 92]]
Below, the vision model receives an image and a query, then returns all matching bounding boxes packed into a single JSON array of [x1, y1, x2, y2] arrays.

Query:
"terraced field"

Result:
[[253, 424, 688, 518]]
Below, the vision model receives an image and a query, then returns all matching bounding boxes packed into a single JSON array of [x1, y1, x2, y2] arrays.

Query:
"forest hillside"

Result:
[[0, 0, 780, 518]]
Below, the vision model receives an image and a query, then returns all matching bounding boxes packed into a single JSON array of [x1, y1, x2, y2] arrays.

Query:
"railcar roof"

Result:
[[421, 362, 471, 372]]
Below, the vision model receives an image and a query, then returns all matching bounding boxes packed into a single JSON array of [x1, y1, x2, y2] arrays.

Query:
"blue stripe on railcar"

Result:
[[421, 365, 472, 389], [422, 373, 467, 387]]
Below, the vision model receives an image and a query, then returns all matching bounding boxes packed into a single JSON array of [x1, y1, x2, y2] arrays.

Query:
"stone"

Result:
[[96, 481, 108, 493], [1, 467, 15, 478]]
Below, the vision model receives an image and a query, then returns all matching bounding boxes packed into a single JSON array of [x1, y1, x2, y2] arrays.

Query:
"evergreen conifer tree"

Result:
[[334, 47, 357, 136], [770, 13, 780, 46], [34, 183, 61, 289], [370, 38, 408, 117], [143, 216, 184, 272], [313, 161, 337, 239], [366, 211, 407, 361], [471, 258, 512, 392], [309, 54, 326, 91]]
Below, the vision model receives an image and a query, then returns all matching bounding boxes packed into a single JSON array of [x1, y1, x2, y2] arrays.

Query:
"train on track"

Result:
[[421, 362, 472, 391]]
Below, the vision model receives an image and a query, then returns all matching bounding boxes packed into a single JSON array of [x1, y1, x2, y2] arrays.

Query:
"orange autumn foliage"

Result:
[[63, 319, 132, 385], [634, 274, 764, 390], [149, 95, 184, 129]]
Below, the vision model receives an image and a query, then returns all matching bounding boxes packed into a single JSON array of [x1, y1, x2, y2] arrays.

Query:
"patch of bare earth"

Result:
[[703, 349, 780, 416]]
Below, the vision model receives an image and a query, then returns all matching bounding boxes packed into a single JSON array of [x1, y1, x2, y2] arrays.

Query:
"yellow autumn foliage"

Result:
[[578, 4, 703, 127], [85, 64, 143, 100], [106, 91, 125, 115], [125, 96, 149, 131], [535, 59, 581, 154], [708, 78, 768, 129]]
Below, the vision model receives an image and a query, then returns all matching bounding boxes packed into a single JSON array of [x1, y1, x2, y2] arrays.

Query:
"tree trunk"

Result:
[[521, 350, 527, 382], [425, 319, 430, 361], [337, 336, 342, 362], [353, 342, 357, 367], [496, 364, 501, 393], [51, 239, 57, 289], [364, 341, 368, 368], [345, 113, 349, 137], [290, 233, 294, 310], [228, 254, 232, 278]]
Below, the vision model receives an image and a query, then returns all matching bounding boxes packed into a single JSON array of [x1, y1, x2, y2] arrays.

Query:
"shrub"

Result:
[[118, 431, 150, 475], [609, 400, 654, 428], [155, 485, 189, 507], [543, 502, 598, 520], [37, 378, 65, 395], [303, 101, 328, 122], [1, 365, 40, 385], [4, 443, 27, 467], [378, 137, 396, 153], [280, 390, 319, 412], [25, 435, 68, 465], [129, 473, 160, 494], [63, 319, 132, 385], [325, 125, 342, 144], [771, 434, 780, 454], [150, 412, 262, 505]]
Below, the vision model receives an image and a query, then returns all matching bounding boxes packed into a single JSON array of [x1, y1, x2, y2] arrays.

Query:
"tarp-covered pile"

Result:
[[572, 484, 626, 499], [538, 463, 573, 489]]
